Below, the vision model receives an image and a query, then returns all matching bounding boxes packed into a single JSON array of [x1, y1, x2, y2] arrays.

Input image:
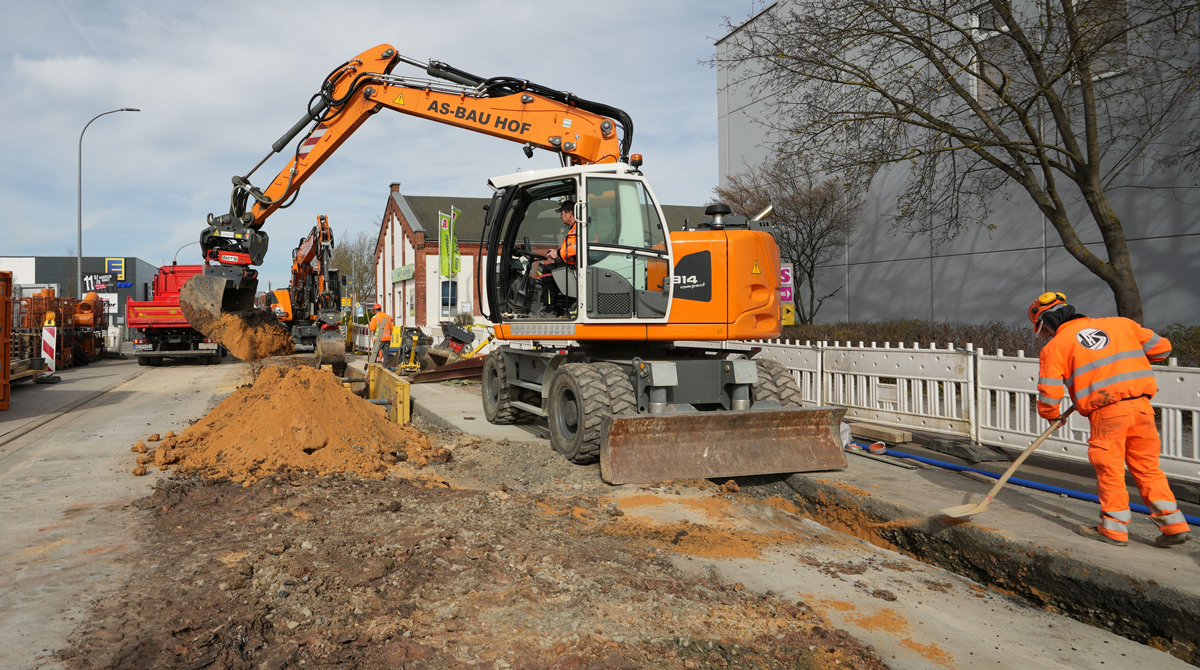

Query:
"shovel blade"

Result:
[[940, 501, 989, 519], [599, 406, 847, 485]]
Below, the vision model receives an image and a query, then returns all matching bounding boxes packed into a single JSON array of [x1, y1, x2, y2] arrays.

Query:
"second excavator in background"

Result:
[[256, 215, 346, 372]]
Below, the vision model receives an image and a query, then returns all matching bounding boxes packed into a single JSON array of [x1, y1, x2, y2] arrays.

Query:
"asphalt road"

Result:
[[0, 355, 242, 670]]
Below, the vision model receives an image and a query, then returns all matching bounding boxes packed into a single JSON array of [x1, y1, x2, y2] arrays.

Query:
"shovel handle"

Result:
[[979, 407, 1075, 503]]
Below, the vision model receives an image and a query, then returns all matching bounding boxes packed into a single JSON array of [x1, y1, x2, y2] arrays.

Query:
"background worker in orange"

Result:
[[1031, 292, 1190, 547], [368, 303, 393, 364]]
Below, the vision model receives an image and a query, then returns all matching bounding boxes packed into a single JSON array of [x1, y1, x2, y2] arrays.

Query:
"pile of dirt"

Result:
[[132, 365, 447, 484], [216, 310, 295, 360]]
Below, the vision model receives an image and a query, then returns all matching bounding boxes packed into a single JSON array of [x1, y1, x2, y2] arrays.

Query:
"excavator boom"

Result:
[[181, 44, 632, 359]]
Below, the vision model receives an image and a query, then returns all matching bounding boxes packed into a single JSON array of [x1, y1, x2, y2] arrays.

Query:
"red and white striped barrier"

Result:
[[42, 324, 56, 373]]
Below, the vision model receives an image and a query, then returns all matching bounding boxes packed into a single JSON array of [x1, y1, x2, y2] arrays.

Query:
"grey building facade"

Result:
[[0, 256, 158, 327], [716, 3, 1200, 329]]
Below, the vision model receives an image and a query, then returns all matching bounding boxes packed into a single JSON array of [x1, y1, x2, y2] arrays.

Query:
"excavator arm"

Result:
[[181, 44, 634, 359], [197, 44, 630, 295]]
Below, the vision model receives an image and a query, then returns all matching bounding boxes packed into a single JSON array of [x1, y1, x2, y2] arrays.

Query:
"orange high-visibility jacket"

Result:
[[559, 222, 577, 264], [1037, 316, 1172, 419], [369, 312, 394, 341]]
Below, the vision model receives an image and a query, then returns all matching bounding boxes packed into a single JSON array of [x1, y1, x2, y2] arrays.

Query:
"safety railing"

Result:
[[740, 338, 1200, 483]]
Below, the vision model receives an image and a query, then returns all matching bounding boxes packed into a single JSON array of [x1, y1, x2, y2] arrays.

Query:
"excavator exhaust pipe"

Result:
[[179, 273, 294, 361], [599, 406, 848, 485]]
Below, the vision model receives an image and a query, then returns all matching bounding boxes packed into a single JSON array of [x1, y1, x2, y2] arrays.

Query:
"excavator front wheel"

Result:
[[547, 364, 611, 464]]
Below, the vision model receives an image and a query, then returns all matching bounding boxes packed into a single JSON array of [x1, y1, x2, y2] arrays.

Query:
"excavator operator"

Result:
[[534, 199, 578, 317]]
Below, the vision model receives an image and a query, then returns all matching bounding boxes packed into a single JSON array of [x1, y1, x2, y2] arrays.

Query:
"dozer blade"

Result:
[[599, 406, 848, 485], [179, 274, 293, 361]]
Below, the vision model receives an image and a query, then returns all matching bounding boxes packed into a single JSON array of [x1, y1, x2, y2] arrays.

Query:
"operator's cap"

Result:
[[1028, 291, 1067, 328], [555, 198, 576, 213]]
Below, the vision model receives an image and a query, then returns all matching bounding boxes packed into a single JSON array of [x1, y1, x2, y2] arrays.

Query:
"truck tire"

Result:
[[482, 352, 534, 425], [137, 357, 161, 367], [591, 362, 637, 416], [547, 363, 609, 464], [753, 358, 804, 407]]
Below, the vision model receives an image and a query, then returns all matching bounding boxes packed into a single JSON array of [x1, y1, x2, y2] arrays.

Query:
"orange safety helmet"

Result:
[[372, 303, 382, 311], [1028, 291, 1067, 329]]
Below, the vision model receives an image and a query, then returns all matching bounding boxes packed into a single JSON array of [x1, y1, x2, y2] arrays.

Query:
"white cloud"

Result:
[[0, 0, 753, 287]]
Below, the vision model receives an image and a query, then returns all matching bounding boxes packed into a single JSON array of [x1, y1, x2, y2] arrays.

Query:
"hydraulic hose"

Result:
[[849, 441, 1200, 526]]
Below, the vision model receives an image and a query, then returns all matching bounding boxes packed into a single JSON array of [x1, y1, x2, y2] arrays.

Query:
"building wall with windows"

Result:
[[716, 2, 1200, 329]]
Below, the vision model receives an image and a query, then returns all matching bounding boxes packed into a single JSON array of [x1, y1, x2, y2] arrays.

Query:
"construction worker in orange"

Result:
[[368, 304, 393, 364], [1031, 292, 1190, 548]]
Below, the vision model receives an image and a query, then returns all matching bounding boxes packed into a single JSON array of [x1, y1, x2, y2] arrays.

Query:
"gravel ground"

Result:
[[56, 421, 886, 670]]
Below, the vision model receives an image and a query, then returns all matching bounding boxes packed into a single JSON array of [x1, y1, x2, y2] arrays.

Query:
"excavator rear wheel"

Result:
[[753, 358, 804, 407], [548, 363, 610, 464], [482, 352, 534, 425]]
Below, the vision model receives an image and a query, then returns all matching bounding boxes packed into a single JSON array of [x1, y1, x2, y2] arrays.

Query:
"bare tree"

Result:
[[330, 229, 378, 311], [717, 0, 1199, 322], [713, 155, 862, 323]]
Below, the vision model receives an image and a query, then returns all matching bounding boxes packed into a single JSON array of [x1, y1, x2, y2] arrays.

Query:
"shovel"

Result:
[[941, 406, 1075, 519]]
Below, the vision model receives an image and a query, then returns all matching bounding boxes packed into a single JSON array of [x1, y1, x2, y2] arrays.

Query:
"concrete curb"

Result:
[[784, 472, 1200, 664], [410, 396, 462, 434], [0, 368, 151, 455]]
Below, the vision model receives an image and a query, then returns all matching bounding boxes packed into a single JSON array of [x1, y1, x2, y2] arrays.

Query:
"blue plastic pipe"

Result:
[[849, 441, 1200, 526]]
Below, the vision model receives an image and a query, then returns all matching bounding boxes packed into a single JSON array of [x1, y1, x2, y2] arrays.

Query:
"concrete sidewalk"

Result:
[[409, 382, 538, 442], [785, 453, 1200, 663]]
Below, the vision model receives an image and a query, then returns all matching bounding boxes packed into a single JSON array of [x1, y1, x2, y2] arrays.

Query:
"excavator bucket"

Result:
[[315, 328, 347, 375], [179, 274, 294, 361], [599, 406, 847, 485]]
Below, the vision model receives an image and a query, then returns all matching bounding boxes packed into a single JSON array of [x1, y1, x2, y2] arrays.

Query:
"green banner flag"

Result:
[[438, 211, 452, 277], [450, 206, 461, 276]]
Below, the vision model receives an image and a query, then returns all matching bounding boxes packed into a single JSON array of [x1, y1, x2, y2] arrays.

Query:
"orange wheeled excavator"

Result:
[[256, 214, 345, 372], [180, 44, 846, 484]]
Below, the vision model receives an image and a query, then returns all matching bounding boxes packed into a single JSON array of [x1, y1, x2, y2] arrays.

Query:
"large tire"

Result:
[[591, 362, 637, 416], [137, 357, 161, 367], [547, 363, 610, 464], [482, 352, 534, 425], [753, 358, 804, 407]]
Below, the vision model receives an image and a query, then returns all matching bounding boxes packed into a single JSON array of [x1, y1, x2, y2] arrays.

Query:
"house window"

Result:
[[441, 280, 458, 318], [969, 6, 1009, 109]]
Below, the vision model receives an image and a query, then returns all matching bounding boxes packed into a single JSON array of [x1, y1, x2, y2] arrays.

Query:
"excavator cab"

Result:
[[482, 164, 673, 329]]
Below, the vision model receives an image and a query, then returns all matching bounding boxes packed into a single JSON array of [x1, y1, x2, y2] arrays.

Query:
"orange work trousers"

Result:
[[1087, 397, 1190, 542]]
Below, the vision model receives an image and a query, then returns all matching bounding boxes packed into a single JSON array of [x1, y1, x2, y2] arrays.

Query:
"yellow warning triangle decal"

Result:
[[751, 259, 761, 274], [393, 93, 405, 105]]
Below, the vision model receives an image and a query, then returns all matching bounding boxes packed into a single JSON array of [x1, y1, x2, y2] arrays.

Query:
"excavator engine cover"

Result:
[[599, 406, 847, 485]]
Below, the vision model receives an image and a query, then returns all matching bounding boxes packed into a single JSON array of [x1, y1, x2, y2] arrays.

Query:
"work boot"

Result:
[[1077, 524, 1127, 546], [1155, 531, 1192, 548]]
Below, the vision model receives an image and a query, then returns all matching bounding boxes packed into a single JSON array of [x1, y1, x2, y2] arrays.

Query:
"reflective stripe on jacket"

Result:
[[369, 312, 394, 342], [559, 223, 578, 264], [1036, 317, 1171, 419]]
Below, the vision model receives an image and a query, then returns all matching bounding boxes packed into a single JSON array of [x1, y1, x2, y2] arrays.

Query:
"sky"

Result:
[[0, 0, 755, 290]]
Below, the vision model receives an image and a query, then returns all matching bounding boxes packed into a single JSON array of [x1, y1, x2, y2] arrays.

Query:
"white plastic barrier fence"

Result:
[[977, 350, 1200, 482], [739, 339, 1199, 483]]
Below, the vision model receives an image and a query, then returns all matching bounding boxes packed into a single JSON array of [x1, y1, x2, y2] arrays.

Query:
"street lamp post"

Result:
[[78, 107, 139, 298]]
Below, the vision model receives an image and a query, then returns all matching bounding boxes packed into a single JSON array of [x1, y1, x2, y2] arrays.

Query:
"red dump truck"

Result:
[[126, 263, 223, 366]]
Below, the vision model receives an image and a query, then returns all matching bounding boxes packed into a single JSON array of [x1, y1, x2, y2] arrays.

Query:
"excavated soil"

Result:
[[131, 366, 447, 485], [58, 475, 886, 670], [216, 310, 295, 360]]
